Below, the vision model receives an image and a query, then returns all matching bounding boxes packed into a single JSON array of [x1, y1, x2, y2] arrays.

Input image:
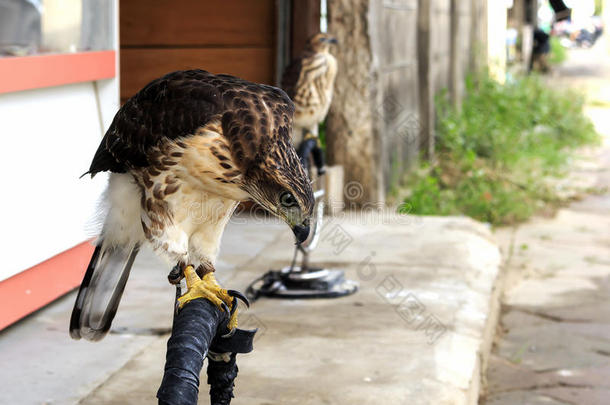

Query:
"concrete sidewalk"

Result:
[[483, 151, 610, 404], [482, 41, 610, 405], [0, 211, 501, 405]]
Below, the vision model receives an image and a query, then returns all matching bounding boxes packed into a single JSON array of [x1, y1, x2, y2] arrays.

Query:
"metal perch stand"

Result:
[[246, 188, 358, 300], [157, 283, 256, 405]]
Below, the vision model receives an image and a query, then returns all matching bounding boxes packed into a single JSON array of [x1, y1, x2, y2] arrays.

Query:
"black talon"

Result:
[[174, 285, 182, 315], [229, 298, 238, 318], [167, 264, 183, 284], [227, 289, 250, 308], [220, 302, 230, 316]]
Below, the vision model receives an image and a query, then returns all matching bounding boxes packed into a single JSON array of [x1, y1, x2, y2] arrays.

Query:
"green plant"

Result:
[[318, 120, 327, 149], [402, 73, 599, 226], [549, 36, 567, 65]]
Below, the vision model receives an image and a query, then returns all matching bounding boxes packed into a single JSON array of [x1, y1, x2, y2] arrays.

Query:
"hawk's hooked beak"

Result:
[[327, 37, 338, 44], [292, 223, 310, 244]]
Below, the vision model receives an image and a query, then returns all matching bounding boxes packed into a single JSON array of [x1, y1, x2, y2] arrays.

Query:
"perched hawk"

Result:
[[70, 70, 314, 341], [281, 33, 338, 174]]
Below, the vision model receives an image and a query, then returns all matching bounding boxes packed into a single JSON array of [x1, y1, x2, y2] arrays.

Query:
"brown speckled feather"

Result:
[[281, 57, 303, 100], [280, 34, 338, 132], [88, 69, 313, 213], [71, 70, 315, 343]]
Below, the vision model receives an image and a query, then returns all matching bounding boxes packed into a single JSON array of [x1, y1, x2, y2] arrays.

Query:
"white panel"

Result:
[[487, 0, 508, 83], [96, 78, 120, 131], [0, 82, 110, 281]]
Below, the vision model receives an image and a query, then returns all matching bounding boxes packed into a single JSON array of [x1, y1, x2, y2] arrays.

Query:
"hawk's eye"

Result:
[[280, 192, 297, 208]]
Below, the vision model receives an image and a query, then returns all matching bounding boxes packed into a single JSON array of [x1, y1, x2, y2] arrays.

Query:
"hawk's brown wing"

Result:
[[88, 70, 295, 177], [281, 54, 329, 104], [89, 70, 223, 175], [281, 57, 303, 100]]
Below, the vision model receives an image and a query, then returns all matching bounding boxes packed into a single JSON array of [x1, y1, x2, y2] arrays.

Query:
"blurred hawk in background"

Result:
[[70, 70, 314, 341], [281, 33, 338, 174]]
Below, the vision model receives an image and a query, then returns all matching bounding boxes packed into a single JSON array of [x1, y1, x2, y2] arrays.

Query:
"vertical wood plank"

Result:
[[291, 0, 321, 58], [417, 0, 434, 159], [450, 0, 460, 107]]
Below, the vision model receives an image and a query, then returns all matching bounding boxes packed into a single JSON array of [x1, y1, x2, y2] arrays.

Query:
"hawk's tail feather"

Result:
[[69, 240, 140, 341]]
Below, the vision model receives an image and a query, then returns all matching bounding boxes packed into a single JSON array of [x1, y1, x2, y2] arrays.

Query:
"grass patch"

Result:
[[549, 36, 567, 65], [401, 73, 599, 226]]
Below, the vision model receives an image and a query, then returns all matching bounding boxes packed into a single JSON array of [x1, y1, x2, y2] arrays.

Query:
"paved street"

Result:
[[482, 41, 610, 405]]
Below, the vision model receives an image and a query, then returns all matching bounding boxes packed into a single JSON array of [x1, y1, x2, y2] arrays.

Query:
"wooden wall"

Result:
[[328, 0, 486, 202], [119, 0, 277, 101], [290, 0, 321, 59], [431, 0, 452, 95], [372, 0, 420, 187]]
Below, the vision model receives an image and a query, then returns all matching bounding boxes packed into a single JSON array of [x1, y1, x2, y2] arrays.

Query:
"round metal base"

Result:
[[246, 267, 359, 300]]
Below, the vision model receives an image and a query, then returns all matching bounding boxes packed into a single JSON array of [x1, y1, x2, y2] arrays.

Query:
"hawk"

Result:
[[281, 33, 338, 174], [70, 70, 314, 341]]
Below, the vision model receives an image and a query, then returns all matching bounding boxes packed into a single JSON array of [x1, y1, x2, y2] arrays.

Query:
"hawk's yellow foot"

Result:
[[177, 266, 240, 331]]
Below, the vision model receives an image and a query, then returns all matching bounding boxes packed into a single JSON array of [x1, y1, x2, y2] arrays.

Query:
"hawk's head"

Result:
[[221, 83, 315, 243], [242, 135, 315, 244], [306, 33, 338, 54]]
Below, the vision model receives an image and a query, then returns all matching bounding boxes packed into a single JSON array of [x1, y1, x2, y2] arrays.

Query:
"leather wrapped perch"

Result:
[[157, 286, 256, 405]]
